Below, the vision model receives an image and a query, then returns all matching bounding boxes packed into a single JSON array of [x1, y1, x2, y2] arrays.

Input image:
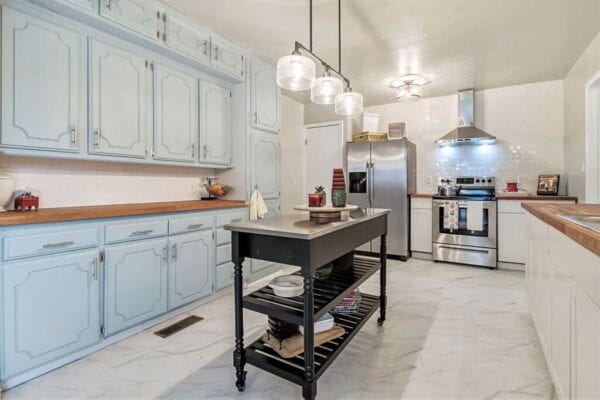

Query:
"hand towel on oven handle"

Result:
[[443, 201, 459, 230], [466, 201, 484, 231]]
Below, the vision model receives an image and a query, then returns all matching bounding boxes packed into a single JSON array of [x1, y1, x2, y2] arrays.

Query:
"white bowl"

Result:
[[268, 275, 304, 298], [299, 313, 335, 335]]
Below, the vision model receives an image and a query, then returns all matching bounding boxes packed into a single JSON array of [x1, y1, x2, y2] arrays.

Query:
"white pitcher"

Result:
[[0, 172, 16, 212]]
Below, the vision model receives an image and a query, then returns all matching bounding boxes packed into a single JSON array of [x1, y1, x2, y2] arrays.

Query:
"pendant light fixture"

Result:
[[276, 0, 363, 115]]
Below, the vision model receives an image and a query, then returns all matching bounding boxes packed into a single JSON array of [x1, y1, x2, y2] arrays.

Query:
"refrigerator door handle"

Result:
[[371, 162, 375, 201], [366, 161, 371, 203]]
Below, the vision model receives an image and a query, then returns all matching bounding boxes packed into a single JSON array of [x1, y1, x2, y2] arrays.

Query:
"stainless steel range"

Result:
[[432, 176, 497, 268]]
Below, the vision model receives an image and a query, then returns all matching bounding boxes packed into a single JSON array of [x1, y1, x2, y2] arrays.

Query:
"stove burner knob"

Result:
[[475, 178, 480, 183], [487, 178, 492, 183]]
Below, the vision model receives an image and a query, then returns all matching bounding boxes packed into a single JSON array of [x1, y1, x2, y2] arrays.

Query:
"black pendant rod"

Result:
[[294, 41, 351, 89], [338, 0, 341, 73], [309, 0, 313, 51]]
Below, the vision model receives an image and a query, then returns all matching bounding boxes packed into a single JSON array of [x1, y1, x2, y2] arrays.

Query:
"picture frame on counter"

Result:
[[536, 174, 560, 195]]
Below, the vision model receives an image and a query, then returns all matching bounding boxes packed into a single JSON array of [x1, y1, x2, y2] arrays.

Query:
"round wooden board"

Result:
[[293, 204, 359, 212]]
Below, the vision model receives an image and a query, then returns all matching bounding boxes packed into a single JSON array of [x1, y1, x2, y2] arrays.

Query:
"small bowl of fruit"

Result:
[[205, 183, 231, 199]]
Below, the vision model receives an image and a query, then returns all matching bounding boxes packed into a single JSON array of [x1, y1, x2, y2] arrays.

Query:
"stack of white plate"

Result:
[[268, 275, 304, 298], [299, 313, 335, 335]]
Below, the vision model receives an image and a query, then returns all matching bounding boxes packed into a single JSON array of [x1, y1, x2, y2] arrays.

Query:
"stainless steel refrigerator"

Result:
[[347, 138, 416, 259]]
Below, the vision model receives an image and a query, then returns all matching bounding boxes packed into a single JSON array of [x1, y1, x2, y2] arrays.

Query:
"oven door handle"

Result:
[[439, 245, 490, 254]]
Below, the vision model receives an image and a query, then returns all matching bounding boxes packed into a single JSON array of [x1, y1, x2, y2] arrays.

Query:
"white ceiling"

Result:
[[164, 0, 600, 106]]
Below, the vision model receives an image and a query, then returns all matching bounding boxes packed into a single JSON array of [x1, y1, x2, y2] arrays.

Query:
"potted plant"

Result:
[[308, 186, 326, 207]]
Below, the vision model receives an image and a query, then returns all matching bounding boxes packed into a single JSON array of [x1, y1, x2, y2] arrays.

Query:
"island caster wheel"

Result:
[[236, 370, 247, 392], [377, 317, 385, 326]]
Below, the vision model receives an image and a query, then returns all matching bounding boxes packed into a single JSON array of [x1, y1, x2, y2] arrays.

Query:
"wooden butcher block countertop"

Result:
[[0, 200, 248, 226], [497, 194, 578, 201], [522, 203, 600, 257]]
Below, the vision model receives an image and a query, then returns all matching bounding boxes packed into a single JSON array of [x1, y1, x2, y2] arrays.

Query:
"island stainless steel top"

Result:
[[224, 208, 390, 240]]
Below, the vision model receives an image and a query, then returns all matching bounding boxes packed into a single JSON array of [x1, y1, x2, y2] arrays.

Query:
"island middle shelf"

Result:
[[242, 256, 379, 325]]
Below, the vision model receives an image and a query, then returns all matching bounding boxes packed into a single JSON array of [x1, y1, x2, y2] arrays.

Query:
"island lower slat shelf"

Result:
[[243, 257, 379, 324], [245, 293, 380, 385]]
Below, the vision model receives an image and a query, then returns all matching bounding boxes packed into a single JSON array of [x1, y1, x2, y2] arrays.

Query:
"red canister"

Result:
[[506, 182, 518, 192]]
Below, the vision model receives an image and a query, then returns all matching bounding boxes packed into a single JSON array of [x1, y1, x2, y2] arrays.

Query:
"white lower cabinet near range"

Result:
[[167, 230, 213, 310], [498, 199, 575, 265], [525, 211, 600, 400], [2, 251, 101, 377], [410, 197, 432, 254], [104, 238, 168, 336]]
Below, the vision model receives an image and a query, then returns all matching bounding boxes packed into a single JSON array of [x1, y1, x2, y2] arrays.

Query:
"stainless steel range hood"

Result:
[[436, 90, 496, 146]]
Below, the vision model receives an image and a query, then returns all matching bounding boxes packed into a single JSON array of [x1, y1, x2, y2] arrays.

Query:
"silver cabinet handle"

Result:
[[162, 246, 168, 263], [92, 256, 99, 280], [106, 0, 111, 10], [71, 124, 77, 146], [191, 143, 196, 158], [171, 243, 177, 260], [214, 45, 219, 60], [203, 40, 208, 55], [94, 128, 100, 148], [43, 241, 75, 249], [151, 148, 156, 158], [130, 230, 153, 237], [187, 223, 203, 229], [254, 111, 258, 124], [230, 218, 242, 223], [203, 145, 207, 158], [439, 245, 489, 254]]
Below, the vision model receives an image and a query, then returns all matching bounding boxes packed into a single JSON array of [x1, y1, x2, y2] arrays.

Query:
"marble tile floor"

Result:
[[2, 259, 554, 400]]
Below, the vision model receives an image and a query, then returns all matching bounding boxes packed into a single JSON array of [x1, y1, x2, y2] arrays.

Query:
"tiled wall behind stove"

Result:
[[0, 156, 214, 208], [365, 80, 565, 194]]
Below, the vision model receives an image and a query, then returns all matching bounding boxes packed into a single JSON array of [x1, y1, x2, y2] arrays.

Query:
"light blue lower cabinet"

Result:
[[215, 262, 234, 290], [2, 251, 101, 378], [168, 231, 213, 310], [104, 238, 168, 336]]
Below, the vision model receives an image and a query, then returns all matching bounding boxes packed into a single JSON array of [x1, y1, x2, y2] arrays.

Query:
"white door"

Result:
[[154, 63, 198, 163], [305, 122, 344, 197], [90, 39, 151, 158]]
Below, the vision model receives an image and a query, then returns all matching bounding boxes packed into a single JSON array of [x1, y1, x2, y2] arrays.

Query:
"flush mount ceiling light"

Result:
[[389, 74, 430, 103], [276, 0, 363, 115]]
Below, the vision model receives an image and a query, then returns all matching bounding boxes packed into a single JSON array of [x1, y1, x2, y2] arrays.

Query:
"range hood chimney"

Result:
[[435, 89, 496, 146]]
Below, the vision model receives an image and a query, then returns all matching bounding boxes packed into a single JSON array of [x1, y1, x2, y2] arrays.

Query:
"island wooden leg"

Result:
[[378, 233, 387, 326], [302, 275, 317, 400], [232, 233, 247, 392]]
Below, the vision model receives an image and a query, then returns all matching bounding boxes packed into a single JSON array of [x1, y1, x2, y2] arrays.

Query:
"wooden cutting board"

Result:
[[262, 326, 345, 359]]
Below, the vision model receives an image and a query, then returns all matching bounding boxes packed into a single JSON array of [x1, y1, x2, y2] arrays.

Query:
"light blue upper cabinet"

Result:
[[168, 230, 213, 310], [211, 37, 245, 80], [249, 60, 280, 133], [154, 64, 198, 163], [104, 238, 168, 336], [200, 81, 232, 165], [164, 10, 211, 64], [249, 131, 280, 199], [99, 0, 162, 41], [2, 251, 101, 378], [1, 8, 83, 152], [90, 39, 151, 159], [54, 0, 97, 13]]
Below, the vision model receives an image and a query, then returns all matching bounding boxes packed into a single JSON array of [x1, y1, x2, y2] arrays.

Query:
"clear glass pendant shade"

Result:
[[276, 54, 316, 90], [334, 91, 363, 115], [311, 75, 344, 104], [395, 83, 423, 102]]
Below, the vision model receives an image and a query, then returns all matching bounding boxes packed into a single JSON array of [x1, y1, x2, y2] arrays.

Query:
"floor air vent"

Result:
[[154, 315, 203, 338]]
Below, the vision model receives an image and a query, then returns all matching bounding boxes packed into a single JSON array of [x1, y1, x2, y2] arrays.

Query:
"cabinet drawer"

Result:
[[169, 215, 213, 235], [216, 228, 231, 245], [3, 227, 100, 261], [498, 199, 575, 213], [105, 219, 168, 244], [216, 243, 231, 265], [215, 262, 234, 290], [216, 210, 247, 227], [411, 197, 432, 210]]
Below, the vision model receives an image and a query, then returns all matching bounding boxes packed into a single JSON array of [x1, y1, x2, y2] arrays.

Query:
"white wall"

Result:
[[365, 80, 565, 194], [564, 32, 600, 202], [280, 96, 306, 213], [0, 156, 213, 208]]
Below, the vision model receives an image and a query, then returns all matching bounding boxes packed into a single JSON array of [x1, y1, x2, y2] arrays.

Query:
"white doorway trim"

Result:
[[304, 121, 345, 196], [585, 69, 600, 203]]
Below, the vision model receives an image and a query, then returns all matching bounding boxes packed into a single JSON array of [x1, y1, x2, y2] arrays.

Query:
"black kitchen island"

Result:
[[225, 208, 389, 400]]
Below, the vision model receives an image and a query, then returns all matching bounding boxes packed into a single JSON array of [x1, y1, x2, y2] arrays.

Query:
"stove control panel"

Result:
[[438, 176, 495, 187]]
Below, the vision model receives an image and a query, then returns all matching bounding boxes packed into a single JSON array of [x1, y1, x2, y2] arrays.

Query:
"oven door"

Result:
[[432, 199, 497, 248]]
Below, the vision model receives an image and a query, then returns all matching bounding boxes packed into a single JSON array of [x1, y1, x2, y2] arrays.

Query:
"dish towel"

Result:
[[250, 189, 268, 221], [466, 201, 484, 231], [443, 201, 459, 230]]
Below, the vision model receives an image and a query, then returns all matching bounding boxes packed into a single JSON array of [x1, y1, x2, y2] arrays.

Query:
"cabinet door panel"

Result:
[[1, 8, 82, 152], [498, 212, 526, 263], [2, 251, 100, 377], [104, 239, 167, 335], [410, 208, 432, 253], [100, 0, 161, 40], [250, 132, 280, 199], [154, 64, 198, 162], [550, 259, 571, 399], [250, 61, 279, 133], [571, 283, 600, 400], [200, 82, 231, 165], [165, 12, 210, 63], [90, 40, 150, 158], [211, 38, 244, 79], [168, 231, 213, 310]]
